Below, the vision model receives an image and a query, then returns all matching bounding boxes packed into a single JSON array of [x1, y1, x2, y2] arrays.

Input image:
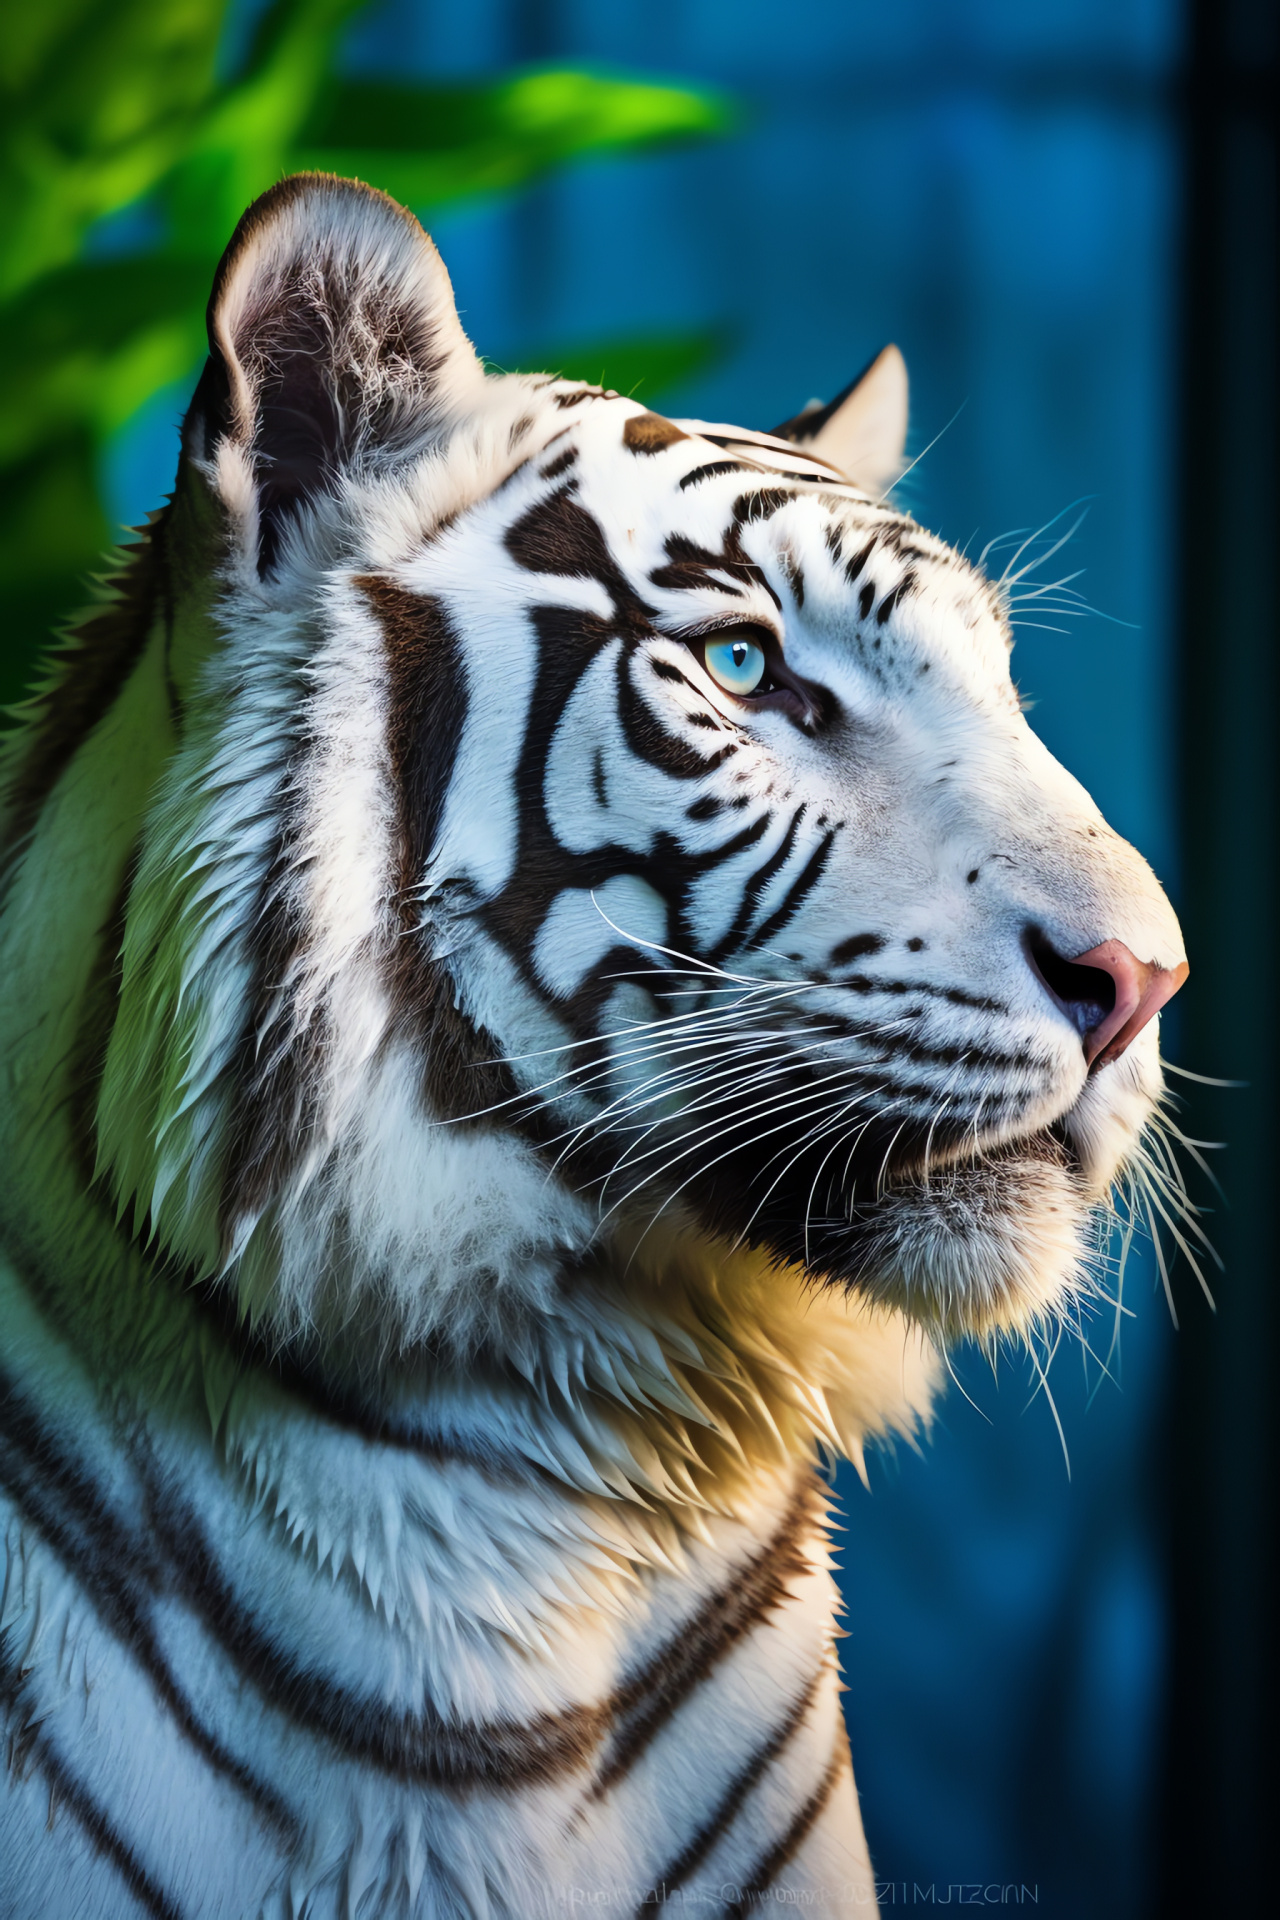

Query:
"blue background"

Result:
[[107, 4, 1186, 1912]]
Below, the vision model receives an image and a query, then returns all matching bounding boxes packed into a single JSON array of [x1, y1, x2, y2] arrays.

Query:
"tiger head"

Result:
[[90, 175, 1187, 1360]]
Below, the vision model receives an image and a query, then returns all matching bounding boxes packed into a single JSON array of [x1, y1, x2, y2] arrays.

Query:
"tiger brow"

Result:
[[678, 459, 762, 490]]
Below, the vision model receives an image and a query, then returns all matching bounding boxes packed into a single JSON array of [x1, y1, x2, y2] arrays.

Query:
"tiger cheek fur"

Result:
[[0, 175, 1185, 1917]]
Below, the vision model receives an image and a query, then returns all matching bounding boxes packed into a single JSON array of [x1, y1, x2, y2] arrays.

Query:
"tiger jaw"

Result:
[[807, 1047, 1159, 1343], [568, 985, 1166, 1344], [635, 1084, 1147, 1345]]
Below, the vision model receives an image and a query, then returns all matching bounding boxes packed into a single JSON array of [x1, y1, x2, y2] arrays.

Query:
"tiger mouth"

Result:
[[653, 1108, 1093, 1342], [859, 1121, 1082, 1205]]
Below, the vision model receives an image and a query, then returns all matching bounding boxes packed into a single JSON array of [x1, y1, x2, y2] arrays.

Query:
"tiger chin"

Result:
[[0, 175, 1186, 1918]]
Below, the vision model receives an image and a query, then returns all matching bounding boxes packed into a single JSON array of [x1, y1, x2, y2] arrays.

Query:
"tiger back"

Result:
[[0, 175, 1187, 1918]]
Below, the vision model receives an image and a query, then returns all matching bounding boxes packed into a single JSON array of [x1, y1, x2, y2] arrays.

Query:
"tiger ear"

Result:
[[768, 345, 909, 494], [185, 172, 484, 573]]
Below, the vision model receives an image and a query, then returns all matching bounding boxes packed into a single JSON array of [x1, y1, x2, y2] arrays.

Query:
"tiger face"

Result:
[[96, 175, 1186, 1354]]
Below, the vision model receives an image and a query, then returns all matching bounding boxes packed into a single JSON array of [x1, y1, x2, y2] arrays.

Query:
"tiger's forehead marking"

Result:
[[622, 412, 689, 454], [512, 392, 1011, 689]]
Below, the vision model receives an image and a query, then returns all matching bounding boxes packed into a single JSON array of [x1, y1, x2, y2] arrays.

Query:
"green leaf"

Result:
[[297, 67, 732, 213]]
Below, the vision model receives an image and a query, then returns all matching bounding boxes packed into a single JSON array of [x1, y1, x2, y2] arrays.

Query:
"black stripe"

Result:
[[144, 1475, 611, 1789], [142, 1462, 820, 1797], [678, 460, 760, 490], [365, 579, 468, 913], [724, 1738, 849, 1913], [779, 550, 806, 608], [827, 970, 1006, 1013], [707, 806, 804, 965], [0, 1374, 300, 1842], [618, 645, 743, 783], [653, 1662, 828, 1898], [843, 538, 876, 586], [591, 1476, 820, 1797], [732, 488, 794, 525], [356, 577, 521, 1136], [177, 1265, 540, 1481], [0, 1645, 187, 1920], [696, 432, 846, 478], [876, 572, 916, 623], [748, 827, 837, 950], [9, 1130, 540, 1491], [649, 526, 783, 609], [504, 485, 656, 632], [858, 1030, 1039, 1073], [828, 932, 884, 966]]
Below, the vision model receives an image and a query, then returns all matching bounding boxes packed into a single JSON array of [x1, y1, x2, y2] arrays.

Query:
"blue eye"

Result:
[[703, 632, 768, 696]]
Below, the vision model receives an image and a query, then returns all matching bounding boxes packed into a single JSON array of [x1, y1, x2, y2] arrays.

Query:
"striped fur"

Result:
[[1, 176, 1185, 1916]]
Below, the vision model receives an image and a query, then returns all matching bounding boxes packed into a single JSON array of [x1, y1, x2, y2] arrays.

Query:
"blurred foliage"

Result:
[[0, 0, 733, 706], [504, 330, 730, 406]]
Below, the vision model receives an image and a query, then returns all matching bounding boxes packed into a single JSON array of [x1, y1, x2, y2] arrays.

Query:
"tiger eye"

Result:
[[704, 633, 766, 695]]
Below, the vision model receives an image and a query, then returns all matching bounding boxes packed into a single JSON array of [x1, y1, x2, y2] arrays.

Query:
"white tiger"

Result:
[[0, 174, 1187, 1918]]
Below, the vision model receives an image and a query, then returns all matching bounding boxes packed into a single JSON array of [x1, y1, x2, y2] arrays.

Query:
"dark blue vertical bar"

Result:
[[1162, 0, 1279, 1910]]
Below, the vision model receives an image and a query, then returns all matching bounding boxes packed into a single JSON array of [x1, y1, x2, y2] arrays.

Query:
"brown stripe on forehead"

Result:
[[3, 513, 166, 860], [623, 411, 689, 453]]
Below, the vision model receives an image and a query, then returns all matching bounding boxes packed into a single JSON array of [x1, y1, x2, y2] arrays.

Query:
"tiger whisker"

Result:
[[597, 1060, 883, 1195], [1158, 1059, 1243, 1088], [534, 1010, 922, 1174], [595, 1061, 897, 1227], [724, 1082, 899, 1257], [600, 1082, 889, 1263]]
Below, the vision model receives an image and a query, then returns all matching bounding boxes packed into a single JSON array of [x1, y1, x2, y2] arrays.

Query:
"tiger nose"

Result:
[[1028, 935, 1189, 1070]]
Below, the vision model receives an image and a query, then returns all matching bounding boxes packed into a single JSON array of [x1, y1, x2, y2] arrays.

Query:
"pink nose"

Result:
[[1030, 936, 1189, 1070]]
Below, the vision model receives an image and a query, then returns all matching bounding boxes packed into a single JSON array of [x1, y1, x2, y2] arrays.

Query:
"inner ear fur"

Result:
[[769, 344, 909, 494], [186, 172, 484, 571]]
